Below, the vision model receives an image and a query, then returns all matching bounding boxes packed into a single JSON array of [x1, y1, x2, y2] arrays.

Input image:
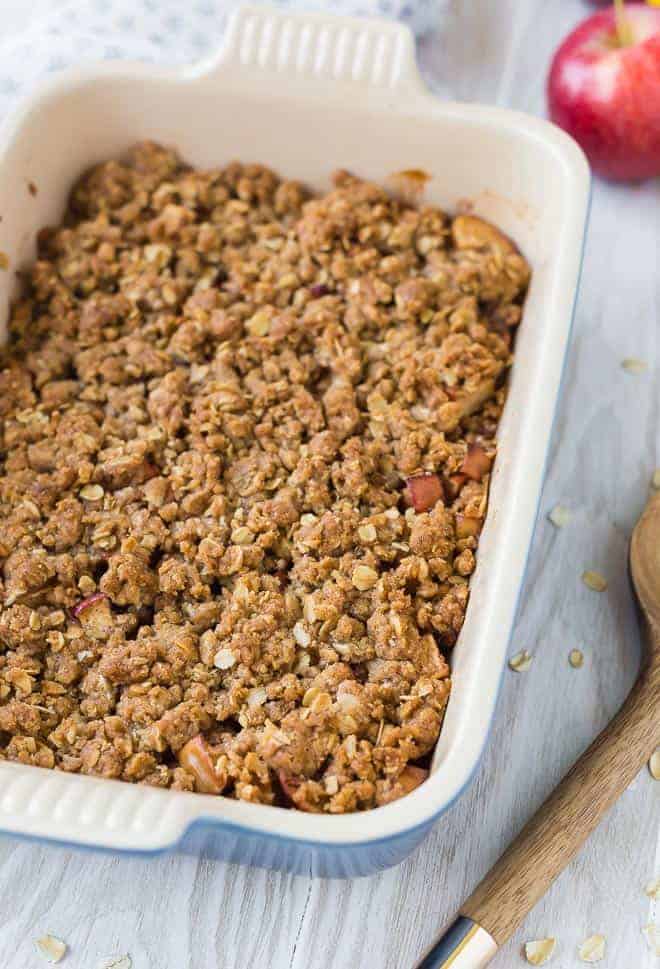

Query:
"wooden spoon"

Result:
[[414, 491, 660, 968]]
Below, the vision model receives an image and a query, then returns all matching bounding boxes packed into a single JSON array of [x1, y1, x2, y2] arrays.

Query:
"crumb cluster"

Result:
[[0, 143, 529, 811]]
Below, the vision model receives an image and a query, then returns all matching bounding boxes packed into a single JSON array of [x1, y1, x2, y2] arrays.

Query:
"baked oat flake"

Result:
[[0, 143, 529, 813]]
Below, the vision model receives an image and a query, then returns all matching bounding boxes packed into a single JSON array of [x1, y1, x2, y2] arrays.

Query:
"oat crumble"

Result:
[[0, 142, 529, 812]]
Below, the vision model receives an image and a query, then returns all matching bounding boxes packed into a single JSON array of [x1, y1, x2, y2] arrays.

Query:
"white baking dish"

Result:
[[0, 5, 589, 874]]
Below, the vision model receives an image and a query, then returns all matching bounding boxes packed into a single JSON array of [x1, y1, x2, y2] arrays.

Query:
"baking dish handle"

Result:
[[185, 4, 428, 100], [0, 762, 262, 855]]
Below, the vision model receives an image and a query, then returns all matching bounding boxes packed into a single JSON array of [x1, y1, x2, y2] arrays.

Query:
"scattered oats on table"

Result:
[[0, 141, 530, 813], [645, 876, 660, 899], [34, 935, 67, 964], [99, 957, 132, 969], [582, 570, 608, 592], [509, 650, 533, 672], [524, 937, 556, 965], [568, 648, 584, 668], [642, 923, 660, 956], [578, 934, 606, 963], [548, 504, 571, 528], [620, 357, 648, 375]]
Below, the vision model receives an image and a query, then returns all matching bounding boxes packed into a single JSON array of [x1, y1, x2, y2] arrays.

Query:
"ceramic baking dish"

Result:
[[0, 4, 589, 877]]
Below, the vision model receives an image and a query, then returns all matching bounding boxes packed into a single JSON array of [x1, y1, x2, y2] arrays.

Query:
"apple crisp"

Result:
[[0, 142, 529, 812]]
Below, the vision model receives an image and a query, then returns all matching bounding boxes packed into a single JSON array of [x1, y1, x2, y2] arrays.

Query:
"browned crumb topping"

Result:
[[0, 142, 529, 813]]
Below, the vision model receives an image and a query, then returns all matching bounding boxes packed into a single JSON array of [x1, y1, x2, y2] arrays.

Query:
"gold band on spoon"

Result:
[[415, 917, 497, 969]]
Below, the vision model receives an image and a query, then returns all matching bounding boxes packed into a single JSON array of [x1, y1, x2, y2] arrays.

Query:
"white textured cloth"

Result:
[[0, 0, 444, 118]]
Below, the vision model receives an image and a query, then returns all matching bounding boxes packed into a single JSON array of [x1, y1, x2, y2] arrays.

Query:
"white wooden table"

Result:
[[0, 2, 658, 967]]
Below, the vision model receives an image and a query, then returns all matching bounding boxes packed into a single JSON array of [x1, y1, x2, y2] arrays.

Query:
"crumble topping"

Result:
[[0, 142, 529, 812]]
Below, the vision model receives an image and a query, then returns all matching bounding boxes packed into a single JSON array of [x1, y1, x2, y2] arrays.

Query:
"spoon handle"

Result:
[[415, 659, 659, 967]]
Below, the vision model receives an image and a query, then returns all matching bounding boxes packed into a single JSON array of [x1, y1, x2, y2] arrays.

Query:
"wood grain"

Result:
[[0, 3, 658, 969]]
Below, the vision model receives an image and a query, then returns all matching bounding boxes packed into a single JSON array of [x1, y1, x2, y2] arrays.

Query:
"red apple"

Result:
[[460, 443, 492, 481], [547, 4, 660, 180], [404, 473, 444, 512]]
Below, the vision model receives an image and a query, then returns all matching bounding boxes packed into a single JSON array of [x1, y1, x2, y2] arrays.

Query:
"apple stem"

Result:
[[613, 0, 633, 47]]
